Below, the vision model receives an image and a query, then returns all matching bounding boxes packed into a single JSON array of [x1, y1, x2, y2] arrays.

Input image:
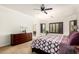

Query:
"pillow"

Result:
[[69, 32, 79, 45], [47, 33, 54, 36], [61, 36, 69, 45]]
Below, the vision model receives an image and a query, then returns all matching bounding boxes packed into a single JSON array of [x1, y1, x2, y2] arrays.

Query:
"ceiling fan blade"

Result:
[[44, 11, 47, 14], [45, 8, 53, 10]]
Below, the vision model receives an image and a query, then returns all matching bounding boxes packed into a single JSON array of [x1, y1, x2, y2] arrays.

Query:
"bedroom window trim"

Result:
[[49, 22, 63, 34]]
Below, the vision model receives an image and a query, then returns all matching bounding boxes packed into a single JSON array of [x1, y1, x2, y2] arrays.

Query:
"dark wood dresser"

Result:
[[11, 33, 32, 46]]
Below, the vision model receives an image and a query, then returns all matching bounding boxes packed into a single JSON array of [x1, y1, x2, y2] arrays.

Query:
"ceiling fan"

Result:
[[34, 4, 53, 14]]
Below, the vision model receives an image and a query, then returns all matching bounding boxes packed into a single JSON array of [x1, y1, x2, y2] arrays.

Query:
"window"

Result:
[[40, 23, 46, 33], [49, 22, 63, 34], [56, 24, 59, 32]]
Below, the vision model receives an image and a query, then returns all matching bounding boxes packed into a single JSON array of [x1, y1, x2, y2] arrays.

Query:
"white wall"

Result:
[[35, 5, 78, 37], [0, 6, 34, 47], [38, 15, 77, 36]]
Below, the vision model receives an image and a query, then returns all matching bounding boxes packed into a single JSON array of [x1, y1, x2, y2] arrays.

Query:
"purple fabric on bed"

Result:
[[61, 36, 69, 45], [59, 32, 79, 54], [69, 32, 79, 45], [62, 32, 79, 45], [58, 37, 76, 54], [59, 43, 76, 54]]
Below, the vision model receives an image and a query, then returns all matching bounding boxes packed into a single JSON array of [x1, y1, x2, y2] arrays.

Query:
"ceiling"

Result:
[[0, 4, 78, 19], [1, 4, 43, 16]]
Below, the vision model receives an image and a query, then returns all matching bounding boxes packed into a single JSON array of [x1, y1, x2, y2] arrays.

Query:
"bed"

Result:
[[32, 34, 67, 54], [32, 33, 77, 54]]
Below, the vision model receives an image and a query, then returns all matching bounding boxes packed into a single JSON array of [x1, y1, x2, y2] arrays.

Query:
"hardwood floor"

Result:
[[0, 41, 32, 54]]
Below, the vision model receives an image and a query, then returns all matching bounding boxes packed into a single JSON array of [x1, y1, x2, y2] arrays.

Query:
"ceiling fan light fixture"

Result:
[[34, 4, 53, 14]]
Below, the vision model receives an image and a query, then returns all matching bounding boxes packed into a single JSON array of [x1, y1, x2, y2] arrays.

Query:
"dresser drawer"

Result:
[[11, 33, 32, 45]]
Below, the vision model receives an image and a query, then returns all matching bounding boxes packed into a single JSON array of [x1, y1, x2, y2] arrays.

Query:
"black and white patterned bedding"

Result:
[[32, 34, 63, 54]]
